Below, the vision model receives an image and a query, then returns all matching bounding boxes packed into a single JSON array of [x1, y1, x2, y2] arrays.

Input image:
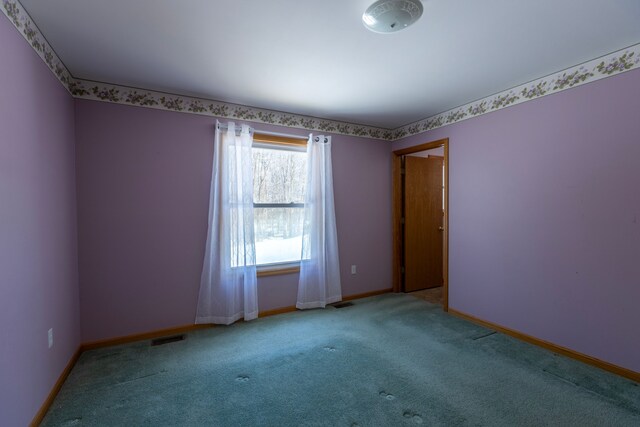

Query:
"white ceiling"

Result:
[[20, 0, 640, 129]]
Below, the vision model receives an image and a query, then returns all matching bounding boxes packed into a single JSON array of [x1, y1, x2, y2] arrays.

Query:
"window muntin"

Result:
[[252, 143, 307, 266]]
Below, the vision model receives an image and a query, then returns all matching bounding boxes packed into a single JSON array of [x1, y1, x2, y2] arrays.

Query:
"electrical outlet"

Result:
[[48, 328, 53, 349], [351, 265, 357, 275]]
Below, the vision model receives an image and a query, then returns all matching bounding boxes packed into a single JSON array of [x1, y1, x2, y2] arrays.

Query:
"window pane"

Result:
[[254, 207, 304, 265], [253, 147, 307, 204]]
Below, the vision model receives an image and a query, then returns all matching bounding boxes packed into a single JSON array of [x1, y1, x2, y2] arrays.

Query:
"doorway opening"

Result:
[[392, 138, 449, 311]]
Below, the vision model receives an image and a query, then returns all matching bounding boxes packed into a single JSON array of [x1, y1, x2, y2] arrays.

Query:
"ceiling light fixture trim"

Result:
[[362, 0, 424, 33]]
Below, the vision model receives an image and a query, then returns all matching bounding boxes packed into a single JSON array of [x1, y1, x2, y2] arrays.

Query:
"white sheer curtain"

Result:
[[297, 135, 342, 309], [196, 121, 258, 325]]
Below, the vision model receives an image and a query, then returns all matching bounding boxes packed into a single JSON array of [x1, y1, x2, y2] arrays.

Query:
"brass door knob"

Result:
[[438, 226, 444, 231]]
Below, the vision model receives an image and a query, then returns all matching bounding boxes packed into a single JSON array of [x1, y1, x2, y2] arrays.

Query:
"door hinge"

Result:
[[400, 266, 405, 274], [400, 217, 405, 224], [400, 168, 405, 175]]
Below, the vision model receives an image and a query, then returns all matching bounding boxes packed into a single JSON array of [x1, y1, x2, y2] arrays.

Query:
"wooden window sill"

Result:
[[257, 265, 300, 277]]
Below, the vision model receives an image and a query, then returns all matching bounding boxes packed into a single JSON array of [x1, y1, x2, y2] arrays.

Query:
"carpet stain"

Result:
[[323, 346, 337, 352]]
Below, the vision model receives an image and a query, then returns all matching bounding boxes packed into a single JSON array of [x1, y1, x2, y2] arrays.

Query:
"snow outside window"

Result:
[[252, 144, 307, 266]]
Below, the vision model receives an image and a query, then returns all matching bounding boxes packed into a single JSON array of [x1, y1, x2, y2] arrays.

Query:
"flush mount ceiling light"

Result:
[[362, 0, 423, 34]]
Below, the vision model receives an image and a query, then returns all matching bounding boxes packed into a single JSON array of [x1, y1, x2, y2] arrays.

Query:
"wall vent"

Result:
[[151, 334, 186, 346], [332, 302, 354, 309]]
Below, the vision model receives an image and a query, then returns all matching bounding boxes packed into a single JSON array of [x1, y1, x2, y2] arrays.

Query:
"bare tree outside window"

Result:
[[252, 146, 307, 265]]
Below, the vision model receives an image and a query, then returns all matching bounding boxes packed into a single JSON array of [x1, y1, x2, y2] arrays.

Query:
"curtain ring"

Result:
[[324, 137, 328, 143], [314, 136, 320, 142]]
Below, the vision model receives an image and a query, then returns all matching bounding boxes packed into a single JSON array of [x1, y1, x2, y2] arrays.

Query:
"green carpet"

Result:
[[42, 294, 640, 426]]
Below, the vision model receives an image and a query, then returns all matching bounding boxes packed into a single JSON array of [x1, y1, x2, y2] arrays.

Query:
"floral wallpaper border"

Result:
[[391, 46, 640, 140], [68, 78, 394, 140], [3, 0, 640, 141], [2, 0, 74, 91]]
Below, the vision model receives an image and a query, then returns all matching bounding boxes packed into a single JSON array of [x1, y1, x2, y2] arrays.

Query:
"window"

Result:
[[252, 134, 307, 267]]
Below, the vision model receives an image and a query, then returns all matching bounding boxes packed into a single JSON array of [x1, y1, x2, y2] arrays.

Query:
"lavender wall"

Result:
[[0, 15, 80, 426], [394, 69, 640, 373], [74, 99, 392, 342]]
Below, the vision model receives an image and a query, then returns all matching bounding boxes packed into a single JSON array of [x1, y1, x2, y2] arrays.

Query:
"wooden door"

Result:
[[403, 155, 444, 292]]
